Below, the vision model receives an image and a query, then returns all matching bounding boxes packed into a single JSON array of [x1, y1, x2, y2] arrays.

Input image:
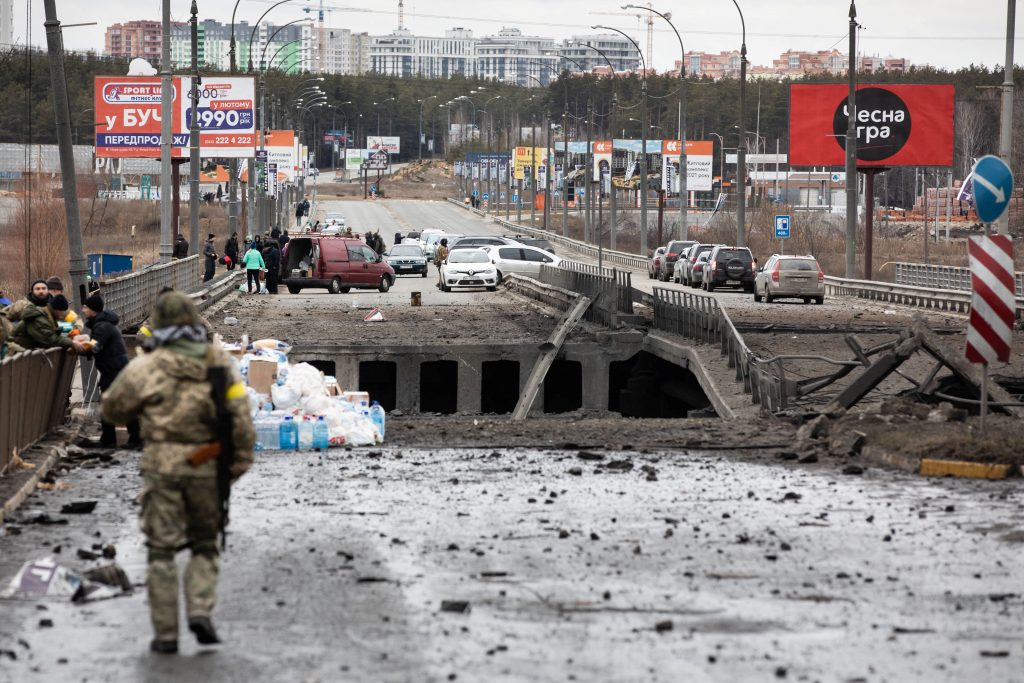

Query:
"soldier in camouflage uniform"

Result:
[[102, 292, 254, 654]]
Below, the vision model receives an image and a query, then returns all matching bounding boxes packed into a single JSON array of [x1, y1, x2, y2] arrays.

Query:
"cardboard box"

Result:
[[248, 359, 278, 395]]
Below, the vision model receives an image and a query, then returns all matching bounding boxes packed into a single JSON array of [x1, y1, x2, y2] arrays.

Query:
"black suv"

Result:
[[702, 245, 756, 292], [503, 234, 556, 254]]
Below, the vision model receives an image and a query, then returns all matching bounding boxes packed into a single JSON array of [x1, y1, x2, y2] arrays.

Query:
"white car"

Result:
[[440, 249, 498, 292], [482, 244, 561, 282], [324, 212, 345, 227]]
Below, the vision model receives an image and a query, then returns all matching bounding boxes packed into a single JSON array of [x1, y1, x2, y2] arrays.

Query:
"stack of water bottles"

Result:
[[234, 340, 387, 452]]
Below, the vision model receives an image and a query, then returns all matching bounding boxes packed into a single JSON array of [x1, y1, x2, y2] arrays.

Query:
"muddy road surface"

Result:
[[1, 438, 1021, 683]]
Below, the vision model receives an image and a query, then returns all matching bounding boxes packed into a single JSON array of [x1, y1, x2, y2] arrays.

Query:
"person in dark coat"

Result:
[[202, 234, 217, 282], [279, 230, 290, 250], [262, 239, 281, 295], [295, 201, 304, 227], [394, 232, 402, 247], [270, 227, 281, 240], [224, 233, 239, 271], [80, 294, 141, 449], [173, 234, 189, 259]]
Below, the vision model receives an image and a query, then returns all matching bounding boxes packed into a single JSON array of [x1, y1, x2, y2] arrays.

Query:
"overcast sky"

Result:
[[15, 0, 1022, 73]]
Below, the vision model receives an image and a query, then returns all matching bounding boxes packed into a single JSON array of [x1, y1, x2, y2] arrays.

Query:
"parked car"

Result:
[[754, 254, 825, 304], [282, 235, 395, 294], [385, 244, 429, 277], [324, 212, 345, 227], [422, 231, 454, 259], [702, 245, 756, 292], [482, 245, 561, 282], [449, 235, 522, 251], [502, 234, 557, 254], [439, 249, 499, 292], [689, 251, 711, 288], [681, 243, 718, 286], [659, 240, 697, 282], [648, 247, 667, 279]]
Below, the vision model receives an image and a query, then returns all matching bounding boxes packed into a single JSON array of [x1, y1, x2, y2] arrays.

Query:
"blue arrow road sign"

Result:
[[775, 214, 791, 239], [972, 155, 1014, 223], [512, 194, 519, 203], [482, 193, 489, 201]]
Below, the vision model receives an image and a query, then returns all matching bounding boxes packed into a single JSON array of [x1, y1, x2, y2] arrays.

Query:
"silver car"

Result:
[[754, 254, 825, 304]]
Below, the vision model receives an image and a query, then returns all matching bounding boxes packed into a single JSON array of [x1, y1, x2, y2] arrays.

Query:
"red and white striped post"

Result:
[[965, 235, 1015, 433]]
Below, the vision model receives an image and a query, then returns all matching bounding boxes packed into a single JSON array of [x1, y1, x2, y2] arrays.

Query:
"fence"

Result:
[[536, 262, 633, 325], [99, 255, 202, 328], [649, 287, 786, 413], [894, 262, 1024, 298], [0, 349, 77, 474]]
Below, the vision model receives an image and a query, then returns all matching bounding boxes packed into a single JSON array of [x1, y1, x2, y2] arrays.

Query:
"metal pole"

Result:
[[531, 118, 537, 226], [736, 44, 747, 248], [159, 0, 173, 263], [42, 0, 87, 309], [996, 0, 1016, 235], [864, 169, 874, 280], [544, 113, 552, 230], [585, 100, 593, 243], [640, 79, 648, 255], [189, 1, 201, 256], [845, 1, 859, 277], [980, 364, 989, 436], [562, 105, 569, 237]]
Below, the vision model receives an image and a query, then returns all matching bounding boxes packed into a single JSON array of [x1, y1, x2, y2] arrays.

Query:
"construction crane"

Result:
[[398, 0, 405, 30], [589, 4, 654, 70]]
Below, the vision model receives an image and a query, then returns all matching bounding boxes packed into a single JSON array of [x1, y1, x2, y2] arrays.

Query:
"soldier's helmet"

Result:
[[151, 291, 202, 329]]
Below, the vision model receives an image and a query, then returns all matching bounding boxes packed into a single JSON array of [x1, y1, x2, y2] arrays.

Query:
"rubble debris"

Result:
[[796, 415, 831, 442], [440, 600, 471, 614], [830, 430, 866, 456], [60, 501, 97, 515]]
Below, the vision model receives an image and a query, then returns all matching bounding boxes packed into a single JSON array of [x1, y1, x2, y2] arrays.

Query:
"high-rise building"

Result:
[[105, 20, 163, 61], [169, 20, 255, 72], [305, 25, 371, 76], [0, 0, 14, 48], [475, 28, 560, 87], [560, 34, 641, 73], [678, 50, 909, 80], [371, 28, 476, 79]]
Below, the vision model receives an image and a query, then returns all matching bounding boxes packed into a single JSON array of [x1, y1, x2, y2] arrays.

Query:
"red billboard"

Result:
[[789, 84, 954, 167]]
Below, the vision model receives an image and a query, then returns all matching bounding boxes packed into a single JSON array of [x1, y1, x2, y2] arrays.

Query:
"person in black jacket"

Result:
[[80, 294, 141, 449], [202, 233, 217, 282], [262, 239, 281, 294], [224, 232, 239, 271], [173, 234, 189, 259]]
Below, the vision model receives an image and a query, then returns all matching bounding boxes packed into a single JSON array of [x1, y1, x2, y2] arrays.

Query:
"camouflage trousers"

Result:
[[140, 472, 221, 641]]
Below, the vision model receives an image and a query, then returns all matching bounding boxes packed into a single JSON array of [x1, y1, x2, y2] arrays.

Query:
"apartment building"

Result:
[[0, 0, 14, 48], [370, 27, 476, 79], [679, 49, 909, 80], [560, 34, 641, 73], [105, 20, 162, 61]]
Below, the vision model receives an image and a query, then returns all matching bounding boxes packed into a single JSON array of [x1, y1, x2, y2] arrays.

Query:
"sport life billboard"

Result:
[[366, 136, 400, 154], [94, 76, 256, 158], [789, 84, 954, 167], [661, 140, 714, 193]]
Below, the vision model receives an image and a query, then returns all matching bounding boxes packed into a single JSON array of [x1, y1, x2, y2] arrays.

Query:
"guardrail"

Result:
[[536, 263, 633, 326], [823, 275, 1024, 320], [98, 255, 202, 328], [1, 349, 77, 474], [894, 262, 1024, 297]]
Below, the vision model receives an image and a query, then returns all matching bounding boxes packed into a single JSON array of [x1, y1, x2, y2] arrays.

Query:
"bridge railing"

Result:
[[0, 349, 77, 474], [536, 263, 633, 326], [894, 261, 1024, 297], [99, 255, 202, 328]]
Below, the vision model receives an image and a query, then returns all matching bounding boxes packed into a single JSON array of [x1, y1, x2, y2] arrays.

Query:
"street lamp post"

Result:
[[729, 0, 748, 248], [483, 95, 502, 214], [418, 95, 438, 162], [626, 4, 688, 240], [845, 1, 859, 276], [594, 24, 647, 255]]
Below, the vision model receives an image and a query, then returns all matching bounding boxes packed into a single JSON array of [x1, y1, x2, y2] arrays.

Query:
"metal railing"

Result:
[[825, 276, 979, 316], [0, 349, 77, 474], [894, 262, 1024, 298], [535, 262, 633, 326], [651, 287, 720, 344], [99, 255, 202, 328]]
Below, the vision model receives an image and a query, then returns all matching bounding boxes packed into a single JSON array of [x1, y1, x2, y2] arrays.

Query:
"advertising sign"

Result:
[[366, 136, 401, 154], [258, 130, 297, 182], [789, 84, 954, 167], [613, 139, 663, 153], [346, 148, 367, 170], [592, 140, 612, 178], [94, 76, 256, 158], [661, 140, 714, 192]]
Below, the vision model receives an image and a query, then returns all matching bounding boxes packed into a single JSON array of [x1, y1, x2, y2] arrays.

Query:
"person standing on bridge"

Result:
[[203, 234, 218, 282], [262, 239, 281, 295], [78, 293, 141, 450], [173, 234, 189, 260], [102, 291, 254, 654], [224, 233, 239, 272], [241, 242, 266, 294]]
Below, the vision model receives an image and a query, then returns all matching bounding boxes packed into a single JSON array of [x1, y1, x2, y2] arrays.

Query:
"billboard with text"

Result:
[[789, 84, 954, 167]]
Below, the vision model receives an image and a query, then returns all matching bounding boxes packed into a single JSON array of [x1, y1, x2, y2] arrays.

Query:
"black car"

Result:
[[503, 234, 556, 254], [659, 240, 697, 282], [702, 245, 756, 292]]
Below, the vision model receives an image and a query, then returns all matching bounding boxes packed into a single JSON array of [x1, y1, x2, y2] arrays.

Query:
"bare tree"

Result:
[[955, 99, 991, 179]]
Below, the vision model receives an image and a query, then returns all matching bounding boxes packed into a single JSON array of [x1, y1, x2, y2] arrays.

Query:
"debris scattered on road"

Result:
[[577, 451, 604, 461], [654, 619, 673, 633], [842, 465, 865, 475], [60, 501, 97, 515], [440, 600, 471, 614], [1, 557, 131, 602]]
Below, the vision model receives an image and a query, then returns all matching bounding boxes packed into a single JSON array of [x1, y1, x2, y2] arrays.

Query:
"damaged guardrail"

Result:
[[0, 349, 77, 474], [823, 275, 1024, 320], [894, 262, 1024, 297], [99, 255, 202, 328], [536, 262, 633, 326]]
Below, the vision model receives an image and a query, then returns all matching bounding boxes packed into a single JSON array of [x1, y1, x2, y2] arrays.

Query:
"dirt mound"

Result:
[[392, 159, 451, 183]]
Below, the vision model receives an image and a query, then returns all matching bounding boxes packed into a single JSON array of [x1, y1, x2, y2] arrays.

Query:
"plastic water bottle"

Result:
[[279, 416, 298, 450], [262, 420, 278, 450], [313, 416, 330, 450], [254, 419, 266, 451], [369, 401, 386, 441], [298, 417, 314, 449]]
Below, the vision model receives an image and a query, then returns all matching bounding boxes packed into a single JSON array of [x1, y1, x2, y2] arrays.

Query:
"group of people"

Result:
[[0, 277, 140, 449]]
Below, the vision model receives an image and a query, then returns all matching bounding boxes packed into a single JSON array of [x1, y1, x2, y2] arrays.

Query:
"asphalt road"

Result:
[[1, 444, 1022, 683]]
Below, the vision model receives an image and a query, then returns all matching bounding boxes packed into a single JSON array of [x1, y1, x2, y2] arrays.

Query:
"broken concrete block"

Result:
[[796, 415, 831, 442], [830, 430, 866, 456]]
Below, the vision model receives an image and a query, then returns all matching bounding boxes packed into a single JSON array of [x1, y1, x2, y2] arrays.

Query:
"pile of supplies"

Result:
[[222, 337, 386, 450]]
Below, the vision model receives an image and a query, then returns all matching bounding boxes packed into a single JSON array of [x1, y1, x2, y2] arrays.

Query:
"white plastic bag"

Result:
[[271, 384, 301, 411]]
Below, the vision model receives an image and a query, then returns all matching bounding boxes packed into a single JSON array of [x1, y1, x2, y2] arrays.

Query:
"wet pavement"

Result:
[[2, 443, 1022, 682]]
